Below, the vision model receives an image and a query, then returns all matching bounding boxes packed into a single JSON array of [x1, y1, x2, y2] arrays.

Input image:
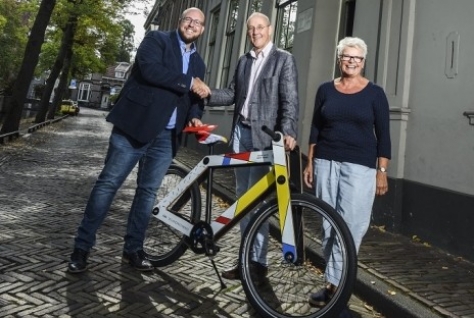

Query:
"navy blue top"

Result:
[[309, 81, 391, 169]]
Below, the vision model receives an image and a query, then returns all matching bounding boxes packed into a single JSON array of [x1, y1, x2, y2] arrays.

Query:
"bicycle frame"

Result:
[[152, 131, 300, 263]]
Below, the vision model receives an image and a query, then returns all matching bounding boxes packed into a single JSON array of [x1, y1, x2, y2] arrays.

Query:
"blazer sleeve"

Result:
[[278, 53, 299, 138], [135, 31, 193, 94], [206, 57, 245, 106]]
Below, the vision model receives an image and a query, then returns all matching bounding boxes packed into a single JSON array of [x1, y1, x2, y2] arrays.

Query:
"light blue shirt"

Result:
[[166, 31, 196, 129]]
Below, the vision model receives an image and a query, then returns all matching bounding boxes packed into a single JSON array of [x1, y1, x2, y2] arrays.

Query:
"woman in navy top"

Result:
[[303, 37, 391, 309]]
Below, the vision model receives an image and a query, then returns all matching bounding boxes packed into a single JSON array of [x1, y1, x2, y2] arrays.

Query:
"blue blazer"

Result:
[[107, 30, 205, 147]]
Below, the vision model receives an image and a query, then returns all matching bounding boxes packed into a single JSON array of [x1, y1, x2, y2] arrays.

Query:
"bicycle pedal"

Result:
[[205, 244, 220, 256]]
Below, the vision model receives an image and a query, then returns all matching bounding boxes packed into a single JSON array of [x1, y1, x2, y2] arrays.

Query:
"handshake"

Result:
[[192, 77, 211, 99]]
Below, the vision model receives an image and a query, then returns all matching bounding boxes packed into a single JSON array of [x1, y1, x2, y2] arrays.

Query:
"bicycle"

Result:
[[143, 125, 357, 317]]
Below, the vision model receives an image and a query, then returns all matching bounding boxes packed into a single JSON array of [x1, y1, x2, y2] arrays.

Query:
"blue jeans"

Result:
[[232, 122, 270, 266], [74, 127, 174, 254]]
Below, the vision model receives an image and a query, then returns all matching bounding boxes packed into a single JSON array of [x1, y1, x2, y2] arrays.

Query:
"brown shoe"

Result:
[[222, 264, 240, 280]]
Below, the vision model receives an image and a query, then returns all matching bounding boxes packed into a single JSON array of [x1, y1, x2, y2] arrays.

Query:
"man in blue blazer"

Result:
[[206, 12, 299, 280], [68, 7, 210, 273]]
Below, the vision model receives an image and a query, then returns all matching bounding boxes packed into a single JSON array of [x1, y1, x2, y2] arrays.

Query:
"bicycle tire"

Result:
[[239, 193, 357, 317], [143, 164, 201, 267]]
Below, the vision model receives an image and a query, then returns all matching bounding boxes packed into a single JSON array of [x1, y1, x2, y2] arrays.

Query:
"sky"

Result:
[[128, 13, 146, 48], [125, 2, 149, 56]]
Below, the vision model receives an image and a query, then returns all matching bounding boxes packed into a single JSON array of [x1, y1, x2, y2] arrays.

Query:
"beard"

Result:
[[178, 28, 200, 44]]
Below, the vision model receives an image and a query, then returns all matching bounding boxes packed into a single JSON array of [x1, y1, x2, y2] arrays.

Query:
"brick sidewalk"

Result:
[[176, 129, 474, 318], [0, 108, 382, 317], [2, 107, 473, 317]]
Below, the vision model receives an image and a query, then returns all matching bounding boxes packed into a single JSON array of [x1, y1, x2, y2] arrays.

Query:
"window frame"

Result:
[[274, 0, 298, 53]]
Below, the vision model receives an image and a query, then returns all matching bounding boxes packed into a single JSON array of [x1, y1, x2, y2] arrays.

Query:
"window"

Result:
[[275, 0, 298, 52], [205, 8, 220, 82], [220, 0, 239, 88], [244, 0, 264, 52], [78, 83, 91, 101], [160, 2, 175, 31]]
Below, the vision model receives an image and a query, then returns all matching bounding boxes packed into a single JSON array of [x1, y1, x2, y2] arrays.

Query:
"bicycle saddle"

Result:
[[183, 124, 228, 145]]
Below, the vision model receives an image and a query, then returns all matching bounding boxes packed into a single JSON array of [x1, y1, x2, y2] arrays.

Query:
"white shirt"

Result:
[[240, 42, 273, 119]]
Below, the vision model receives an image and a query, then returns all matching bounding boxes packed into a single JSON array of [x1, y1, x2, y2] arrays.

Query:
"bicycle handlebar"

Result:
[[261, 125, 281, 142]]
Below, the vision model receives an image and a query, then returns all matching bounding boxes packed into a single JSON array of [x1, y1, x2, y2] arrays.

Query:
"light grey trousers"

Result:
[[314, 158, 376, 286]]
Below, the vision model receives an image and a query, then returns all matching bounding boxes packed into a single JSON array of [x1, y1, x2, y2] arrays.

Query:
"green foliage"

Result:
[[37, 0, 136, 79], [0, 0, 149, 95], [0, 0, 39, 94], [116, 19, 135, 63]]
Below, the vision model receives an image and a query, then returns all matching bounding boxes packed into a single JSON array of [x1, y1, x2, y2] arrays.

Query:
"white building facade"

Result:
[[146, 0, 474, 262]]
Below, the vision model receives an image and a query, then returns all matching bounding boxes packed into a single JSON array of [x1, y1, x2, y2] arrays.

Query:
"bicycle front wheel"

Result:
[[143, 164, 201, 267], [239, 193, 357, 318]]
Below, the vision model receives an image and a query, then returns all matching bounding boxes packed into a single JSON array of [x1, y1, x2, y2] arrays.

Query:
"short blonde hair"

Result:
[[336, 37, 368, 58]]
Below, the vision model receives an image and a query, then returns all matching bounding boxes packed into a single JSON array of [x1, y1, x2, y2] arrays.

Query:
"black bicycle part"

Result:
[[239, 193, 357, 317], [143, 164, 202, 267]]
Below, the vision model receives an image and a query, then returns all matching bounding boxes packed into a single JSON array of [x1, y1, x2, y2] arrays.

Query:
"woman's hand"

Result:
[[375, 171, 388, 195], [303, 162, 314, 189]]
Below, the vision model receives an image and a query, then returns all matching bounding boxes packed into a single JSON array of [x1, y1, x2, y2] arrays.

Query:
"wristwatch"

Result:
[[378, 167, 387, 173]]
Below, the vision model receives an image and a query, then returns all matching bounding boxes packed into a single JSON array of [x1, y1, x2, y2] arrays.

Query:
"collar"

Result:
[[176, 30, 196, 54], [250, 42, 273, 59]]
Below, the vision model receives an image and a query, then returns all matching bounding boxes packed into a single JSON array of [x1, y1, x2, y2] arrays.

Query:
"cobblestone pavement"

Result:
[[177, 124, 474, 317], [0, 108, 382, 317]]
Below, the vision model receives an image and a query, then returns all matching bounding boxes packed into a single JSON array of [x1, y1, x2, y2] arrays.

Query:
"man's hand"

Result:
[[188, 118, 203, 127], [192, 77, 211, 99], [284, 135, 297, 151]]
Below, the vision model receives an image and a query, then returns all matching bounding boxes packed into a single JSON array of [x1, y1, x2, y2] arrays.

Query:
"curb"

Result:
[[0, 115, 69, 145]]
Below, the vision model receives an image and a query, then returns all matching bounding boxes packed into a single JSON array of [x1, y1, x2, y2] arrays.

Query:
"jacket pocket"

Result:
[[125, 86, 154, 107]]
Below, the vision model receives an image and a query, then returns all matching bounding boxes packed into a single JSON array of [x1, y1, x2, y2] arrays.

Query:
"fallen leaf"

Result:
[[364, 304, 374, 311], [442, 266, 449, 270], [388, 290, 397, 296]]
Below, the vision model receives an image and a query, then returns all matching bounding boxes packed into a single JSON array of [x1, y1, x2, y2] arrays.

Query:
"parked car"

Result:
[[60, 100, 79, 116]]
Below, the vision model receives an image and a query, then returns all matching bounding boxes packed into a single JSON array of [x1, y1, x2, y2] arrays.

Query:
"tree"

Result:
[[35, 13, 78, 123], [0, 0, 57, 134], [0, 0, 33, 96], [36, 0, 128, 121], [116, 20, 135, 63]]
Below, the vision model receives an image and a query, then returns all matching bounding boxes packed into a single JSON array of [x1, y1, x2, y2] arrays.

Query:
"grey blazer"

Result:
[[208, 45, 299, 150]]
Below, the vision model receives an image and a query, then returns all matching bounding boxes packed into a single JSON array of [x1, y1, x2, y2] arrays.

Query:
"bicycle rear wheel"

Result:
[[143, 164, 201, 267], [239, 193, 357, 317]]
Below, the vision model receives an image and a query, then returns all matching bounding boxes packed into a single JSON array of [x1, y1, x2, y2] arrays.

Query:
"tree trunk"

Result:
[[35, 14, 78, 123], [47, 49, 74, 119], [1, 0, 57, 134]]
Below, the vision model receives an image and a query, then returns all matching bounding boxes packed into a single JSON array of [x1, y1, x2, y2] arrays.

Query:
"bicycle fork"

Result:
[[271, 133, 300, 264]]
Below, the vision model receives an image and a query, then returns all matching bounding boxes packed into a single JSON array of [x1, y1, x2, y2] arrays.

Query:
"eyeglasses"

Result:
[[247, 25, 269, 33], [340, 55, 364, 63], [181, 16, 204, 27]]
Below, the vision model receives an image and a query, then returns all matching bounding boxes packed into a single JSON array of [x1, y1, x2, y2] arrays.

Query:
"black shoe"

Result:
[[309, 288, 333, 307], [338, 305, 353, 318], [122, 250, 153, 271], [68, 248, 89, 273], [221, 260, 267, 280]]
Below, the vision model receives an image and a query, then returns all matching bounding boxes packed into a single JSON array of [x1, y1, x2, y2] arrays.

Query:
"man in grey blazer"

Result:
[[206, 12, 299, 280]]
